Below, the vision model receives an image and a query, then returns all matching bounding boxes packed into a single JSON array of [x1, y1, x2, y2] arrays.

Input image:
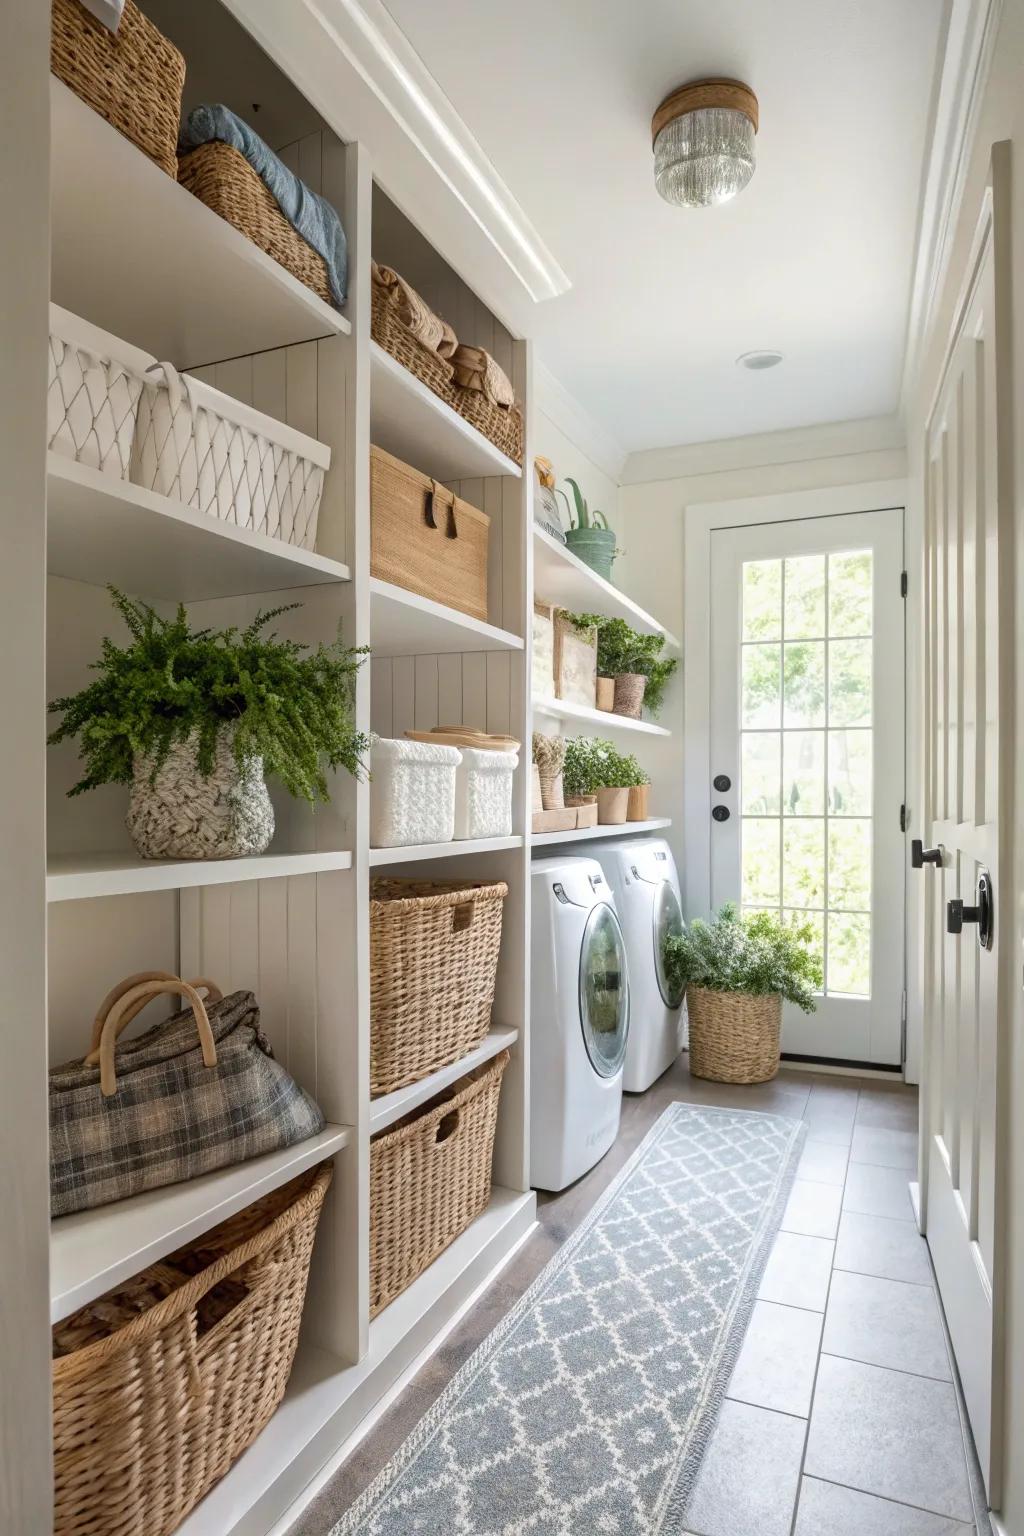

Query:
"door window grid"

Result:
[[739, 551, 873, 996]]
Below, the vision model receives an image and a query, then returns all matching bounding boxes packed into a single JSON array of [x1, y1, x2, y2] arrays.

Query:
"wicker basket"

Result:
[[451, 387, 524, 466], [687, 985, 782, 1084], [52, 1163, 332, 1536], [51, 0, 185, 178], [371, 286, 455, 398], [178, 141, 335, 308], [370, 879, 508, 1097], [613, 673, 647, 719], [370, 444, 490, 622], [370, 1050, 509, 1315]]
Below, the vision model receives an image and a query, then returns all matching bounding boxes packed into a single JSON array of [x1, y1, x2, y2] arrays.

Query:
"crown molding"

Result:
[[901, 0, 1002, 409], [621, 415, 906, 486], [534, 361, 629, 486]]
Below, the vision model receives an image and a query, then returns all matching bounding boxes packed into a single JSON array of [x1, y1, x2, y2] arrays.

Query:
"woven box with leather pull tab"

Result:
[[370, 443, 490, 621]]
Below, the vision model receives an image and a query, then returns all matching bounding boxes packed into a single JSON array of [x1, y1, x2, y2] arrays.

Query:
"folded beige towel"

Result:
[[450, 344, 515, 408], [371, 262, 457, 359]]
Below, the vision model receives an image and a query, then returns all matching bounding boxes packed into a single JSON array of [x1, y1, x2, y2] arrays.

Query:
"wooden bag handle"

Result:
[[88, 971, 223, 1053], [87, 975, 223, 1098]]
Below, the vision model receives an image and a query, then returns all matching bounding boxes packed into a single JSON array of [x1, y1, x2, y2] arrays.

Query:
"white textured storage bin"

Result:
[[370, 737, 461, 848], [131, 362, 331, 551], [48, 304, 153, 479], [454, 748, 518, 840]]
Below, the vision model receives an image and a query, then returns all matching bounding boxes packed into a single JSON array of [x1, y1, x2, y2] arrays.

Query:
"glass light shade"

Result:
[[653, 105, 756, 207]]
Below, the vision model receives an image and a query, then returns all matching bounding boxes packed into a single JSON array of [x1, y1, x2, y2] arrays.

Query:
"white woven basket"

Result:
[[131, 362, 331, 551], [370, 737, 461, 849], [48, 304, 153, 479], [453, 747, 518, 840]]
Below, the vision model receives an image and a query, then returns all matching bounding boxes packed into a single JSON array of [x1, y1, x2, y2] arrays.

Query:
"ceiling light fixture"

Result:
[[652, 78, 758, 208], [737, 349, 783, 370]]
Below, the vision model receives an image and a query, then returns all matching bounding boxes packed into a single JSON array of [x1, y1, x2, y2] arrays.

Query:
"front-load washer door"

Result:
[[653, 880, 685, 1009], [579, 902, 629, 1077]]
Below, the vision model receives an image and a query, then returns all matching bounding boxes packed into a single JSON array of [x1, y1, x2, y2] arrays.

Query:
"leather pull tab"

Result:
[[445, 503, 458, 540], [424, 488, 438, 529]]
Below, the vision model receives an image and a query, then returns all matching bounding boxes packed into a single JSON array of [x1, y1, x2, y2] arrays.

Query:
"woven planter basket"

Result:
[[127, 731, 274, 860], [613, 672, 647, 719], [370, 1050, 508, 1316], [51, 0, 185, 178], [371, 286, 456, 398], [52, 1162, 331, 1536], [686, 985, 782, 1084], [451, 387, 524, 466], [370, 879, 507, 1097], [178, 141, 336, 307]]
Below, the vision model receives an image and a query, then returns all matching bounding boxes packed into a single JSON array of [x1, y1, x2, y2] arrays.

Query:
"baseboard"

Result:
[[779, 1055, 905, 1081]]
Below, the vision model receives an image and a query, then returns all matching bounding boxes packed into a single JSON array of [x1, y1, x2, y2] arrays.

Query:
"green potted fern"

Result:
[[663, 904, 822, 1083], [555, 478, 619, 581], [49, 588, 369, 861], [565, 614, 679, 720]]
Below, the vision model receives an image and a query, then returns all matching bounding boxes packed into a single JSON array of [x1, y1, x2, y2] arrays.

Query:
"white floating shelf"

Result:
[[370, 1028, 519, 1135], [531, 817, 672, 849], [51, 80, 350, 366], [533, 695, 672, 737], [47, 849, 353, 903], [369, 836, 523, 866], [370, 342, 522, 481], [533, 527, 681, 651], [370, 577, 523, 656], [48, 456, 351, 602], [50, 1126, 352, 1323]]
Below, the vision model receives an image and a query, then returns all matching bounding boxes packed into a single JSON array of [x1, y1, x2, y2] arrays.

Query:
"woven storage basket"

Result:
[[686, 985, 782, 1084], [178, 141, 335, 307], [451, 387, 524, 465], [369, 736, 460, 849], [52, 1162, 331, 1536], [371, 285, 455, 398], [370, 445, 490, 622], [48, 304, 153, 480], [370, 1050, 508, 1315], [51, 0, 185, 178], [613, 672, 647, 719], [370, 878, 507, 1096]]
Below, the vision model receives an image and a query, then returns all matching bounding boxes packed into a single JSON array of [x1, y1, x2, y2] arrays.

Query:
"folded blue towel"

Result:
[[179, 104, 348, 309]]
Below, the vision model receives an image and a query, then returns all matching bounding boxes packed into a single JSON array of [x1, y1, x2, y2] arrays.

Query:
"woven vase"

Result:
[[127, 730, 275, 860], [686, 985, 782, 1084], [613, 673, 647, 718]]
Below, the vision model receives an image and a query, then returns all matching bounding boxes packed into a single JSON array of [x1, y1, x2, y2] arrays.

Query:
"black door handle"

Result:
[[911, 839, 943, 868], [946, 899, 978, 933], [947, 870, 994, 948]]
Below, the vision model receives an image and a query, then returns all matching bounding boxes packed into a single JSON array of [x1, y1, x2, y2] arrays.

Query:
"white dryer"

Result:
[[581, 838, 684, 1093], [530, 856, 630, 1191]]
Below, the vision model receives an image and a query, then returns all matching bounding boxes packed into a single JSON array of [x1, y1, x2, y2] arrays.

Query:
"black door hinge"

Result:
[[900, 803, 908, 833], [900, 570, 908, 597]]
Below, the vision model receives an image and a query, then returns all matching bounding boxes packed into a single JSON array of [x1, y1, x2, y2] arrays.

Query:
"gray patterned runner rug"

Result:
[[333, 1103, 805, 1536]]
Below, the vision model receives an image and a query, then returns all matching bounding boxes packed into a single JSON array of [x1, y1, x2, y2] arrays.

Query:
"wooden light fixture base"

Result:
[[651, 78, 759, 145]]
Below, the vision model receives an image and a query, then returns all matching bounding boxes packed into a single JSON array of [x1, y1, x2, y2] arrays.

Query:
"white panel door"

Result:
[[709, 509, 905, 1065], [920, 158, 1012, 1502]]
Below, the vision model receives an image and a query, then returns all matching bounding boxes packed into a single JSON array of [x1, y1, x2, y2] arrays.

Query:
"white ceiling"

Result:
[[382, 0, 947, 452]]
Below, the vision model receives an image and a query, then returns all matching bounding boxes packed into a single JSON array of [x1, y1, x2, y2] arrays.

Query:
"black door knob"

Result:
[[947, 871, 994, 949], [946, 899, 977, 934], [712, 805, 730, 823], [713, 774, 732, 793], [911, 839, 943, 869]]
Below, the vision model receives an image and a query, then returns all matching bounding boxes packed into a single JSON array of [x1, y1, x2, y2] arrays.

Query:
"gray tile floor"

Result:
[[292, 1062, 986, 1536]]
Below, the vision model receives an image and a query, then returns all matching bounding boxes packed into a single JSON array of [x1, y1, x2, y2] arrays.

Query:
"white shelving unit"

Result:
[[46, 849, 354, 902], [369, 835, 523, 866], [370, 342, 521, 481], [533, 694, 673, 737], [531, 817, 672, 848], [533, 526, 681, 651], [370, 1028, 519, 1134], [370, 577, 523, 656]]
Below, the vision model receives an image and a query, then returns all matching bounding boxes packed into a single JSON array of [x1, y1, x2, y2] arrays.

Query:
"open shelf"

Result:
[[173, 1187, 536, 1536], [533, 527, 681, 650], [370, 343, 522, 481], [48, 456, 351, 602], [370, 835, 523, 866], [370, 577, 523, 656], [50, 1126, 352, 1323], [370, 1028, 519, 1134], [47, 849, 353, 903], [50, 80, 350, 367], [533, 695, 672, 737], [531, 817, 672, 848]]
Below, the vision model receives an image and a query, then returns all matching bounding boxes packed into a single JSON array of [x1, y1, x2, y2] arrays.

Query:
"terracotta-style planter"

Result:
[[627, 784, 650, 821], [596, 786, 629, 825], [613, 673, 646, 718], [596, 677, 615, 712]]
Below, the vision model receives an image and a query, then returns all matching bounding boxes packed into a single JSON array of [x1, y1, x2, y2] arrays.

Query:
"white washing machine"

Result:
[[530, 856, 630, 1191], [580, 838, 685, 1093]]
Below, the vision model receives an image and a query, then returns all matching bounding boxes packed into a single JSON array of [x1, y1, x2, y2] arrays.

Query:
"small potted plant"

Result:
[[555, 479, 619, 581], [566, 615, 679, 720], [49, 588, 369, 861], [589, 740, 637, 825], [625, 760, 652, 821], [562, 735, 600, 807], [662, 904, 822, 1084]]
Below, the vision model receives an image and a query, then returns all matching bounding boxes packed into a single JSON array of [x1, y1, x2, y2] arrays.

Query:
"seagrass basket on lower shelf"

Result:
[[370, 1049, 509, 1315], [686, 985, 782, 1085], [52, 1163, 332, 1536]]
